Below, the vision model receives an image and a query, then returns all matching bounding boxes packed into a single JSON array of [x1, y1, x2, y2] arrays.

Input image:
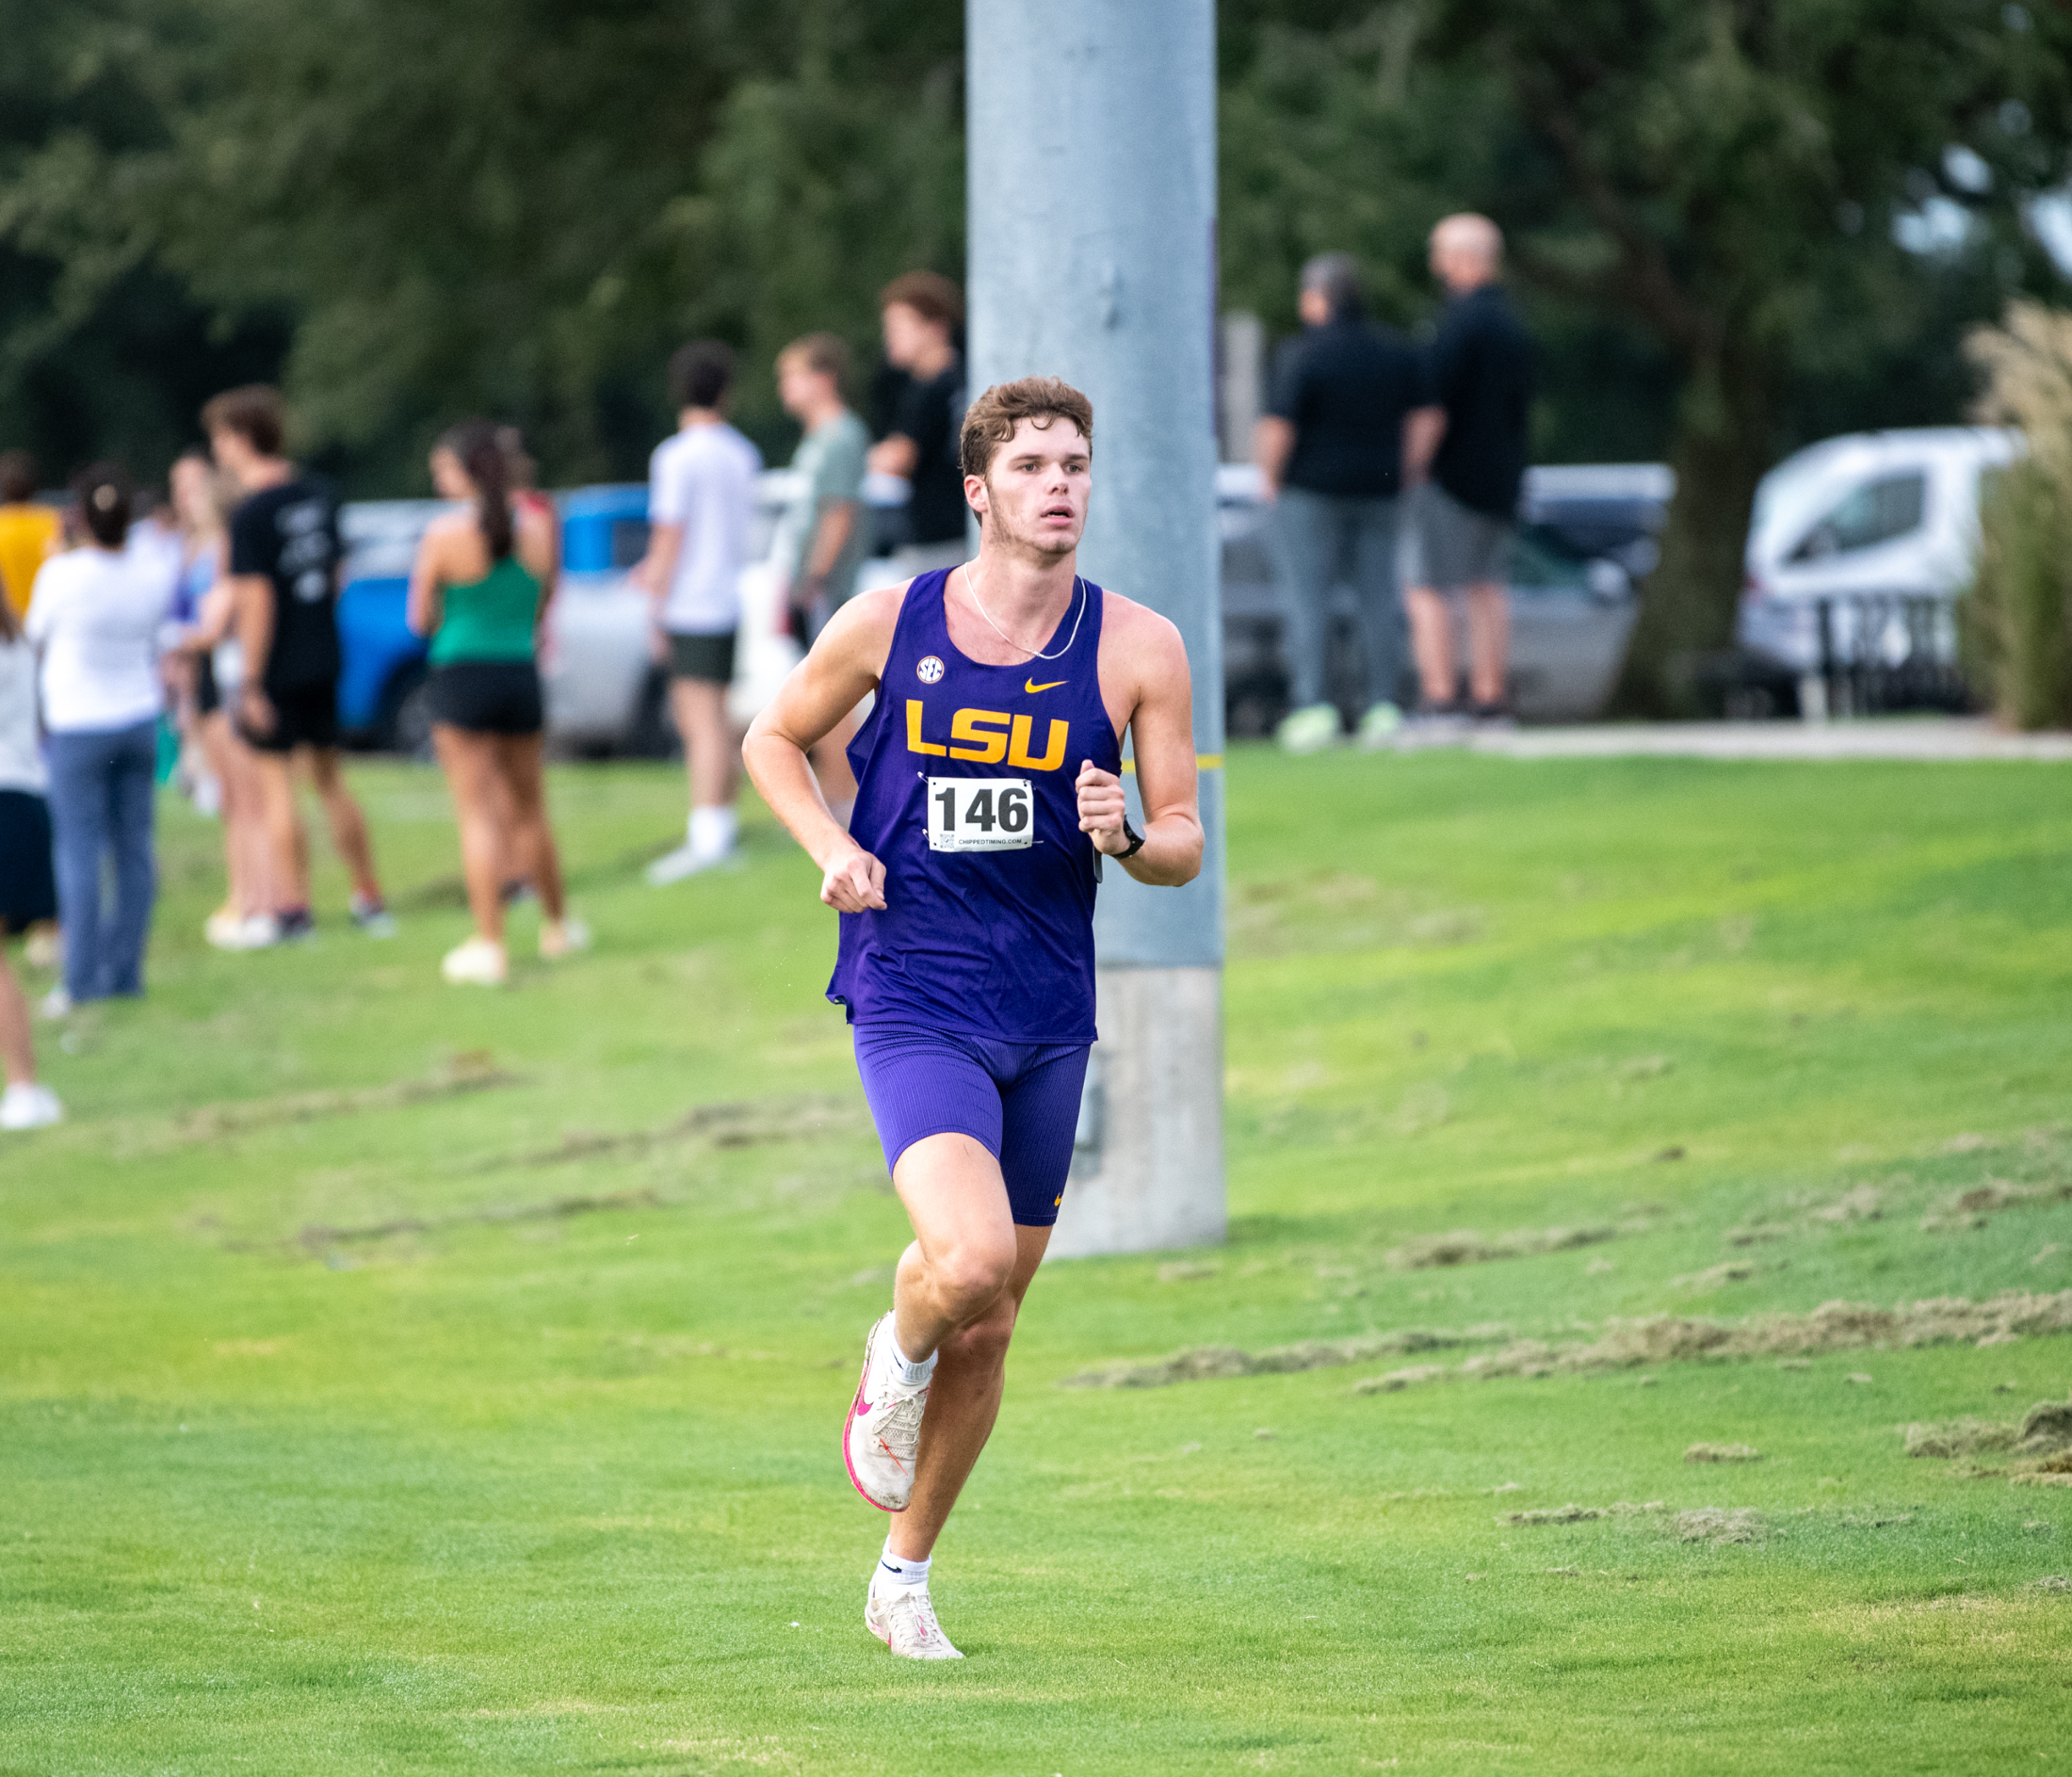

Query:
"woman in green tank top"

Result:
[[408, 419, 587, 986]]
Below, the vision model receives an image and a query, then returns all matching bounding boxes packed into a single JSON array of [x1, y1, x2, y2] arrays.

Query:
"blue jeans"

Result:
[[47, 720, 157, 1002], [1269, 487, 1404, 712]]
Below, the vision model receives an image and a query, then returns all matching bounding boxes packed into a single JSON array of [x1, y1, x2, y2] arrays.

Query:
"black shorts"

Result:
[[195, 654, 220, 717], [241, 682, 339, 753], [0, 789, 57, 934], [427, 660, 543, 736], [667, 630, 736, 685]]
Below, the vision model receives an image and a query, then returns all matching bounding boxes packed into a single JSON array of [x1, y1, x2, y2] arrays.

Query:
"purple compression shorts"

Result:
[[851, 1024, 1091, 1227]]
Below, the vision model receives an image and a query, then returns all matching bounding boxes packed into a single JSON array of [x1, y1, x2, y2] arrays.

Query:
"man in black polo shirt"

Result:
[[1255, 253, 1425, 752], [1403, 214, 1535, 724]]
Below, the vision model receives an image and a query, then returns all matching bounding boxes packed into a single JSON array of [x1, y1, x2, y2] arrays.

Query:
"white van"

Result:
[[1736, 427, 2021, 701]]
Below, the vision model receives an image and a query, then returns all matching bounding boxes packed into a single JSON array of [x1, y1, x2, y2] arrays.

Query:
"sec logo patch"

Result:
[[916, 655, 945, 685]]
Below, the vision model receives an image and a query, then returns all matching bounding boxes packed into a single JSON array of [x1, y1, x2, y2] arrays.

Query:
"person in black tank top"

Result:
[[745, 376, 1205, 1659]]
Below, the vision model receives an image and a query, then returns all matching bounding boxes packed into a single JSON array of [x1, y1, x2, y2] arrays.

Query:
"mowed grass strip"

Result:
[[2, 749, 2068, 1775]]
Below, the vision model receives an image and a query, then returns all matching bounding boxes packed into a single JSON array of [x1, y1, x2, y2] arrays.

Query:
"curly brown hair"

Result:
[[958, 377, 1093, 481]]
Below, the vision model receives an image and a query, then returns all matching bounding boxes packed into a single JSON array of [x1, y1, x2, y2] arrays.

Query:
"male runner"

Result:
[[743, 376, 1203, 1659]]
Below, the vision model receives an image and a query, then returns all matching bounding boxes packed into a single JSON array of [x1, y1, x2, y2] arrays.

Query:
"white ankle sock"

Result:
[[688, 804, 737, 858], [876, 1540, 931, 1591], [887, 1326, 937, 1389]]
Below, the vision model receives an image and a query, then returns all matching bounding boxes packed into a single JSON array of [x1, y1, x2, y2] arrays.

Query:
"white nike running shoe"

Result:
[[843, 1310, 930, 1511], [866, 1582, 963, 1660]]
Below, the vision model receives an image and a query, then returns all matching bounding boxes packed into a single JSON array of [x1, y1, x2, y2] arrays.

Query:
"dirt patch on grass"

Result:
[[1383, 1215, 1661, 1270], [1066, 1326, 1495, 1389], [471, 1094, 866, 1172], [1902, 1394, 2072, 1487], [1677, 1508, 1764, 1544], [1686, 1443, 1763, 1462], [279, 1187, 664, 1256], [1501, 1501, 1664, 1526], [158, 1051, 518, 1143], [1067, 1291, 2072, 1392], [1919, 1178, 2072, 1233]]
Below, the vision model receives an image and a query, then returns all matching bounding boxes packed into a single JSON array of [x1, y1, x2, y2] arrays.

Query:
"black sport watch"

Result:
[[1117, 817, 1146, 860]]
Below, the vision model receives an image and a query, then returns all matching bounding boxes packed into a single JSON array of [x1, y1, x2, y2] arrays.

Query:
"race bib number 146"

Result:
[[927, 777, 1033, 852]]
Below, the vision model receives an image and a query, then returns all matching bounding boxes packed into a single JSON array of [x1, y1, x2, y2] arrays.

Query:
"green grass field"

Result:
[[5, 748, 2070, 1775]]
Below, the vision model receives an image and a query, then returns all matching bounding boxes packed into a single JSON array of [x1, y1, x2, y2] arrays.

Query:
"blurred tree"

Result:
[[1222, 1, 2072, 712], [0, 0, 288, 487], [3, 0, 961, 493]]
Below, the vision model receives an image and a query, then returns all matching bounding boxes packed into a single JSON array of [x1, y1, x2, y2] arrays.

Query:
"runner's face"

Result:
[[968, 419, 1090, 558]]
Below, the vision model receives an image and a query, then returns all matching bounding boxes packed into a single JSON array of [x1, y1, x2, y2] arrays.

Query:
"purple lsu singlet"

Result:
[[827, 567, 1121, 1043]]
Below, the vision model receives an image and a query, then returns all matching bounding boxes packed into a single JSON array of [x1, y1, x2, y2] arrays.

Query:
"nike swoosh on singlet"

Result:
[[1025, 678, 1067, 694]]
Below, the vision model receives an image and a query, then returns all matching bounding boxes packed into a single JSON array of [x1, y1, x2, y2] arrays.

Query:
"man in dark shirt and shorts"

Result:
[[1255, 253, 1426, 753], [868, 272, 968, 578], [205, 386, 391, 942], [1403, 215, 1535, 724]]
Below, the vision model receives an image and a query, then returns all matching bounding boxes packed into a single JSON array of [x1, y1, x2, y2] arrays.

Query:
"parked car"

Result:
[[337, 476, 810, 755], [1222, 462, 1663, 734], [1732, 427, 2021, 717]]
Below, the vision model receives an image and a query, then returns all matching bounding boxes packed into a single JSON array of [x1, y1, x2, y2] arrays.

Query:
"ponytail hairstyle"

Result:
[[437, 419, 513, 559], [73, 461, 135, 550]]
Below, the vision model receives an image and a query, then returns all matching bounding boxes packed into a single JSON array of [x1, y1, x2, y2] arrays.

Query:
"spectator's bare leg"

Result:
[[0, 948, 35, 1087], [1465, 582, 1510, 707], [496, 734, 566, 925], [432, 727, 507, 944], [1404, 586, 1456, 707], [252, 751, 307, 912], [303, 747, 382, 903], [669, 678, 737, 813]]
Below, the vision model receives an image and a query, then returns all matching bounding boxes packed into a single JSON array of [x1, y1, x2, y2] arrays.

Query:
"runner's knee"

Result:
[[931, 1235, 1016, 1313]]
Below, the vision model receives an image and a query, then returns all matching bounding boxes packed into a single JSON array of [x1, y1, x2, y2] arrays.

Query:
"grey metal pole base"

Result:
[[1048, 965, 1225, 1260]]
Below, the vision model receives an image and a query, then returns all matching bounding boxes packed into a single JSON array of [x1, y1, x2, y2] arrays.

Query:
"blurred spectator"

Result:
[[0, 451, 60, 621], [205, 385, 392, 941], [408, 419, 584, 987], [1255, 251, 1426, 753], [635, 341, 763, 885], [1403, 214, 1535, 723], [166, 451, 279, 948], [775, 332, 869, 819], [24, 463, 174, 1013], [0, 583, 61, 1129], [869, 271, 968, 575]]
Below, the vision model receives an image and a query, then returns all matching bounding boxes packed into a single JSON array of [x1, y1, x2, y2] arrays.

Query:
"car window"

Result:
[[1507, 526, 1594, 593], [1789, 472, 1926, 561], [610, 518, 651, 570]]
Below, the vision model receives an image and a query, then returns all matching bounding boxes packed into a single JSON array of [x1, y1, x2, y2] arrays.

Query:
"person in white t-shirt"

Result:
[[633, 341, 764, 884], [24, 463, 175, 1011], [0, 590, 61, 1129]]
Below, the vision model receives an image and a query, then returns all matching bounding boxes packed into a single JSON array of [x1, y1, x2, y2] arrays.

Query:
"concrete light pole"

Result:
[[965, 0, 1225, 1258]]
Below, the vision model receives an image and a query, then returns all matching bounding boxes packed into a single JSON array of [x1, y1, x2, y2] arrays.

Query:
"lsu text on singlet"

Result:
[[827, 567, 1122, 1044]]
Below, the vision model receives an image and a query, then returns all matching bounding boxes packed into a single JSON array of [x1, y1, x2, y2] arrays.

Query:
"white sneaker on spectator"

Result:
[[646, 842, 732, 886], [1356, 702, 1404, 749], [1275, 703, 1340, 754], [0, 1082, 63, 1131], [539, 916, 591, 961], [441, 936, 508, 987], [37, 987, 71, 1021]]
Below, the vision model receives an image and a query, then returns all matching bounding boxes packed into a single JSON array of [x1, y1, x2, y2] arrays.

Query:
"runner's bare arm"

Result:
[[743, 585, 905, 913], [1078, 602, 1203, 887]]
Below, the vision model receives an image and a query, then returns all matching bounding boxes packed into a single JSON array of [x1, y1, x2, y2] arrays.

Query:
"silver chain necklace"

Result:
[[960, 557, 1087, 663]]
